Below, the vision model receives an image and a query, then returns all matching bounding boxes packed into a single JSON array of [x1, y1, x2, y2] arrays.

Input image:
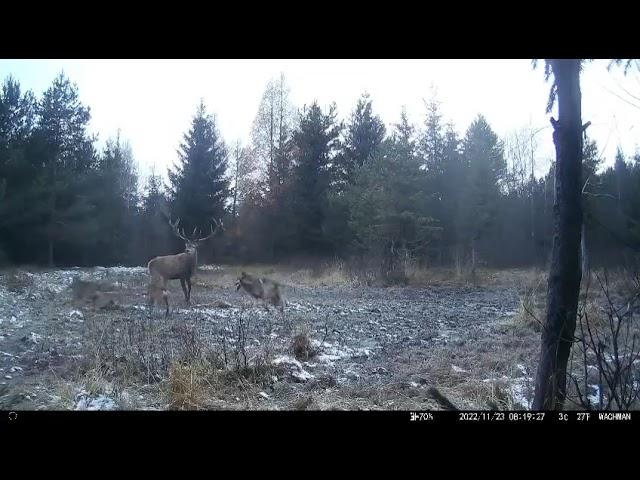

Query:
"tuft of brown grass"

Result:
[[291, 334, 313, 361], [507, 269, 547, 333], [167, 361, 212, 410]]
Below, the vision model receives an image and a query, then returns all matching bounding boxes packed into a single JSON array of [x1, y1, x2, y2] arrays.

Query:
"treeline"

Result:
[[1, 72, 638, 271]]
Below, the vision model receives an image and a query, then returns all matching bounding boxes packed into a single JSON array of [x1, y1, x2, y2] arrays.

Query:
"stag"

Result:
[[147, 217, 224, 315]]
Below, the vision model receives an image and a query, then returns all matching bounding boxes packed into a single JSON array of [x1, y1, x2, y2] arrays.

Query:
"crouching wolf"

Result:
[[235, 271, 286, 313]]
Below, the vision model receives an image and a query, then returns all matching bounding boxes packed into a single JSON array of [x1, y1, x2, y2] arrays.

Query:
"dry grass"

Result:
[[68, 307, 286, 410], [194, 262, 550, 291], [291, 334, 313, 361], [290, 322, 319, 361], [167, 361, 213, 410]]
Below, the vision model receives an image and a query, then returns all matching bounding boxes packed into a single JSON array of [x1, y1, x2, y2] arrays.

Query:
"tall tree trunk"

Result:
[[232, 142, 240, 225], [532, 60, 583, 410], [530, 133, 536, 263], [470, 238, 477, 275], [581, 222, 589, 280], [542, 173, 549, 266]]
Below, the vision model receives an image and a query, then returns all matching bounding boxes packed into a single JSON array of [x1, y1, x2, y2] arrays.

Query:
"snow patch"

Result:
[[587, 384, 602, 406], [509, 377, 533, 409], [452, 365, 468, 373], [273, 355, 315, 383], [199, 265, 222, 271], [312, 341, 373, 365], [482, 366, 534, 409], [74, 391, 118, 411], [29, 332, 42, 344], [106, 266, 147, 274]]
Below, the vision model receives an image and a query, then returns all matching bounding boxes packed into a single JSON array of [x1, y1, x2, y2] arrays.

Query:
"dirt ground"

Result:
[[0, 263, 630, 411]]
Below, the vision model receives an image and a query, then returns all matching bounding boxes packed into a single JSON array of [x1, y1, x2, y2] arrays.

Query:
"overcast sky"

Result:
[[1, 59, 638, 181]]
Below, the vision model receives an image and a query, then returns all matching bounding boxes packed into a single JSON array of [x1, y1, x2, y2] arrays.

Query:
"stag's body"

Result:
[[146, 217, 223, 316], [236, 271, 286, 313], [148, 250, 198, 303]]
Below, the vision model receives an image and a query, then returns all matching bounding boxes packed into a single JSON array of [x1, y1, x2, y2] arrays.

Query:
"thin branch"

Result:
[[613, 76, 640, 103], [582, 191, 619, 200], [601, 83, 640, 110]]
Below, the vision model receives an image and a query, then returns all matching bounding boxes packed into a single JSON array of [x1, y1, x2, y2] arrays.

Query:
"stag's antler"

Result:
[[194, 218, 224, 242], [168, 217, 189, 242]]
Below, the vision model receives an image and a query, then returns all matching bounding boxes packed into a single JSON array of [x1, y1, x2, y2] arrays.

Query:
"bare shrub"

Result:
[[567, 270, 640, 410]]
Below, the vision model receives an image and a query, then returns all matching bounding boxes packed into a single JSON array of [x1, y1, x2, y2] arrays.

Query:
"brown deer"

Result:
[[147, 217, 224, 316], [235, 271, 286, 313]]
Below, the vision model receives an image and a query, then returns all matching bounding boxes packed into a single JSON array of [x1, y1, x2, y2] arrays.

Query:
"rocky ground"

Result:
[[0, 264, 633, 411]]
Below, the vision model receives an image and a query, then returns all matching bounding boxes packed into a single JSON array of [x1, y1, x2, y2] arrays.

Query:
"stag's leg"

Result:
[[186, 277, 192, 304], [164, 291, 169, 317], [180, 278, 189, 305]]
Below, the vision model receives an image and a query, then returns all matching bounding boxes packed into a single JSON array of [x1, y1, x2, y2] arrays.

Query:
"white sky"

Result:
[[1, 59, 638, 181]]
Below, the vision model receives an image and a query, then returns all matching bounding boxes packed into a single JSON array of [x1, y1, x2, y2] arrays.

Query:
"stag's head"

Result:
[[168, 217, 225, 254]]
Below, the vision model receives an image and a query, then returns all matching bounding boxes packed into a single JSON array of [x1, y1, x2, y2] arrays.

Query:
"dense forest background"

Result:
[[1, 72, 638, 275]]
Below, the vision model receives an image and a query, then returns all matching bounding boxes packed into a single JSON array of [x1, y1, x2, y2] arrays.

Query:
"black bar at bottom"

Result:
[[1, 410, 635, 426]]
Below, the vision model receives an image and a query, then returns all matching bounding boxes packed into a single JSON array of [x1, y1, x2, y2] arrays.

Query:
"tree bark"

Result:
[[532, 60, 583, 410], [581, 222, 589, 280]]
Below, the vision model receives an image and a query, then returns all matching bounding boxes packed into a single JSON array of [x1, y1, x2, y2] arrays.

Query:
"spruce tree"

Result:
[[168, 100, 230, 236]]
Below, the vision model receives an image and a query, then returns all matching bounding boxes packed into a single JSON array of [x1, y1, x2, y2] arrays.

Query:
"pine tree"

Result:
[[168, 100, 230, 236], [420, 95, 445, 175], [141, 167, 170, 260], [0, 76, 37, 264], [439, 123, 465, 264], [457, 114, 506, 270], [92, 132, 139, 264], [28, 73, 98, 266], [286, 102, 342, 253], [346, 109, 438, 278], [334, 93, 385, 189]]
